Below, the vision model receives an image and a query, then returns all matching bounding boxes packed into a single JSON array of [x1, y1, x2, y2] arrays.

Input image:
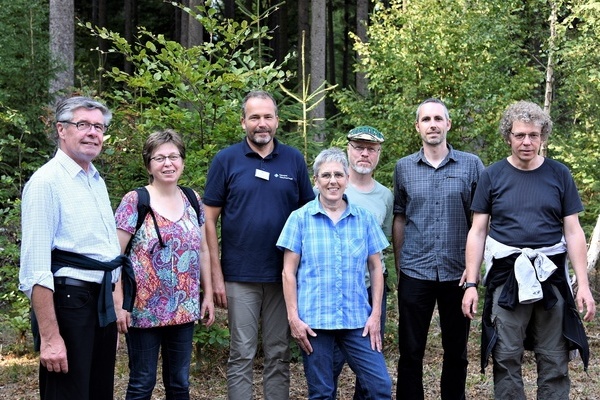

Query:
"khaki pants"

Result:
[[491, 284, 570, 400], [225, 281, 291, 400]]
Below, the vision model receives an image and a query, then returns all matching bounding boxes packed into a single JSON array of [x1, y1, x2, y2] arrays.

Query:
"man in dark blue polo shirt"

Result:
[[203, 90, 314, 399]]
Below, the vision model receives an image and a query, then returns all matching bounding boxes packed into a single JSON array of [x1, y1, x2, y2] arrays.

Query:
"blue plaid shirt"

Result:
[[277, 196, 389, 330], [393, 145, 484, 281]]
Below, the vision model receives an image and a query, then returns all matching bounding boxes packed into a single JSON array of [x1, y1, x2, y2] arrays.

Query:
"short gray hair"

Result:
[[313, 147, 349, 177], [241, 90, 278, 118], [53, 96, 112, 144]]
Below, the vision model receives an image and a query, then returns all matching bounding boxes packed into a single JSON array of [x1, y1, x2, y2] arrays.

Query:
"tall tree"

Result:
[[180, 0, 204, 47], [49, 0, 75, 95], [541, 0, 558, 157], [355, 0, 368, 95], [310, 0, 327, 141], [269, 1, 289, 64], [124, 0, 137, 74], [297, 0, 310, 91], [550, 0, 600, 234]]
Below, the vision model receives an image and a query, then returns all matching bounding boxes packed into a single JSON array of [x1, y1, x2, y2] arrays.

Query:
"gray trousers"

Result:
[[491, 284, 570, 400], [225, 281, 291, 400]]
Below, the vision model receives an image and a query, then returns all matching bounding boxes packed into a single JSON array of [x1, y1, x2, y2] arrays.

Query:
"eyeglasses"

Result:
[[150, 154, 182, 163], [348, 142, 380, 154], [318, 172, 346, 181], [59, 120, 108, 133], [511, 132, 541, 142]]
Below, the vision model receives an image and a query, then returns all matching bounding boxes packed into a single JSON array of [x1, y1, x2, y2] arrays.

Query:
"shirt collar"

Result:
[[308, 194, 356, 219], [242, 137, 280, 159], [55, 148, 100, 179], [414, 143, 457, 167]]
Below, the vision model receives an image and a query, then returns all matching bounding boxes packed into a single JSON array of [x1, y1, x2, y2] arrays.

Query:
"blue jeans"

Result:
[[125, 322, 194, 400], [333, 285, 388, 399], [396, 273, 469, 400], [303, 328, 391, 400]]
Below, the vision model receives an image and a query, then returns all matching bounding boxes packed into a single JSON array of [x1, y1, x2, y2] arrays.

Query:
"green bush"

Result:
[[0, 200, 31, 355]]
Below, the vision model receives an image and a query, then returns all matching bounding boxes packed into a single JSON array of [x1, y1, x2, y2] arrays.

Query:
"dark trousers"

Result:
[[396, 273, 469, 400], [125, 322, 195, 400], [39, 284, 117, 400]]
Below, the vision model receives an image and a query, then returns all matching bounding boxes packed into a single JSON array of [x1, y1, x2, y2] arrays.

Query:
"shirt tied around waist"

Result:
[[51, 249, 136, 327]]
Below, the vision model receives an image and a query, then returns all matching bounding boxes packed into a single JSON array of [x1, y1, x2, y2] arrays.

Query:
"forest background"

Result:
[[1, 0, 599, 397]]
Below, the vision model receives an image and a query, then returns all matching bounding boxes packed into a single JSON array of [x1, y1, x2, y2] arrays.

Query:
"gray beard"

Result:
[[249, 135, 272, 146], [351, 165, 373, 174]]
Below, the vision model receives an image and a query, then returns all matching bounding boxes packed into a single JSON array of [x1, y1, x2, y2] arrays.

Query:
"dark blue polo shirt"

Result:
[[203, 138, 315, 282]]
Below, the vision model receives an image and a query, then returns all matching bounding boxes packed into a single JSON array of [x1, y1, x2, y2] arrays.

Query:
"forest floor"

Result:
[[1, 300, 599, 399]]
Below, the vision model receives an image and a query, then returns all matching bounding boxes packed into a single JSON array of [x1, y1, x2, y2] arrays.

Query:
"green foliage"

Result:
[[549, 0, 600, 234], [334, 0, 543, 188], [0, 106, 50, 205], [0, 1, 54, 201], [192, 321, 230, 371], [84, 2, 292, 202], [0, 200, 31, 354]]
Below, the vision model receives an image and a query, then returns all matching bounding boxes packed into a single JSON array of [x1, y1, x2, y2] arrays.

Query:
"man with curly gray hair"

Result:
[[462, 100, 596, 399]]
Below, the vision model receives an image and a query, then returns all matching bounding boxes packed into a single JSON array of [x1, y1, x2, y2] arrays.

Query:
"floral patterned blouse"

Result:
[[115, 188, 204, 328]]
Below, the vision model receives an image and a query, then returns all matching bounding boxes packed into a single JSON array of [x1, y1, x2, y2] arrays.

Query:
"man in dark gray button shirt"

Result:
[[392, 98, 484, 400]]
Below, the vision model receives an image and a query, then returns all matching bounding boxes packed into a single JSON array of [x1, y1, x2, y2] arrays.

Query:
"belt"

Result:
[[54, 277, 100, 290]]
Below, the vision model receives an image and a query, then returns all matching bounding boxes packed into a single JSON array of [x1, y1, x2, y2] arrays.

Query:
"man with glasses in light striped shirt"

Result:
[[20, 96, 133, 400]]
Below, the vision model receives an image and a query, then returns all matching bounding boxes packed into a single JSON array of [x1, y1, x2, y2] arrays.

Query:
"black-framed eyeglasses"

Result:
[[348, 142, 381, 154], [150, 154, 182, 163], [59, 120, 108, 134]]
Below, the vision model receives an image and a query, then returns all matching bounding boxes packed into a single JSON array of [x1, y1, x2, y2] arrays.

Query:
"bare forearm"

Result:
[[367, 254, 384, 317], [31, 285, 60, 340], [392, 214, 405, 274]]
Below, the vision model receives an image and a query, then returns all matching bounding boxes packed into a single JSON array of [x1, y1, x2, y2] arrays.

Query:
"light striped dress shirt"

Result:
[[19, 149, 120, 298]]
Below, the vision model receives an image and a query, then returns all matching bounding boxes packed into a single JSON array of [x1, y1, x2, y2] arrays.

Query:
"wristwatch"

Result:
[[462, 282, 478, 290]]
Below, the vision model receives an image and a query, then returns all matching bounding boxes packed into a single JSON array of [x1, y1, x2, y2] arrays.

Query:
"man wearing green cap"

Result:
[[332, 125, 393, 399]]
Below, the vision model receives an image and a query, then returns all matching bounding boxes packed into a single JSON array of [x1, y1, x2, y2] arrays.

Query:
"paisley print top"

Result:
[[115, 188, 204, 328]]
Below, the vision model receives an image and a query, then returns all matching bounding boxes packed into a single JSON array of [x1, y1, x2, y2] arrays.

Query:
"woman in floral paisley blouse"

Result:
[[114, 129, 214, 400]]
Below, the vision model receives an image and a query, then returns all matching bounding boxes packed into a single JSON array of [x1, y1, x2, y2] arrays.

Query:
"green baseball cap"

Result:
[[347, 126, 385, 143]]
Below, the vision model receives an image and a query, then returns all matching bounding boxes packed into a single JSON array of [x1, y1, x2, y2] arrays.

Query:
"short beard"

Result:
[[351, 164, 373, 174], [248, 131, 273, 147]]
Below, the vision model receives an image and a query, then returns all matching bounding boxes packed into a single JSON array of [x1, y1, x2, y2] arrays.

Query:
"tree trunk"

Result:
[[297, 0, 310, 91], [542, 0, 557, 157], [342, 0, 351, 88], [223, 0, 235, 19], [124, 0, 137, 74], [355, 0, 368, 96], [588, 214, 600, 273], [310, 0, 326, 142], [181, 0, 203, 47], [327, 0, 336, 86], [49, 0, 75, 96], [269, 1, 288, 64]]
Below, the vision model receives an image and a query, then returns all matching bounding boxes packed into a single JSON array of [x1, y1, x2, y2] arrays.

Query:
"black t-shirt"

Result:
[[471, 158, 583, 248]]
